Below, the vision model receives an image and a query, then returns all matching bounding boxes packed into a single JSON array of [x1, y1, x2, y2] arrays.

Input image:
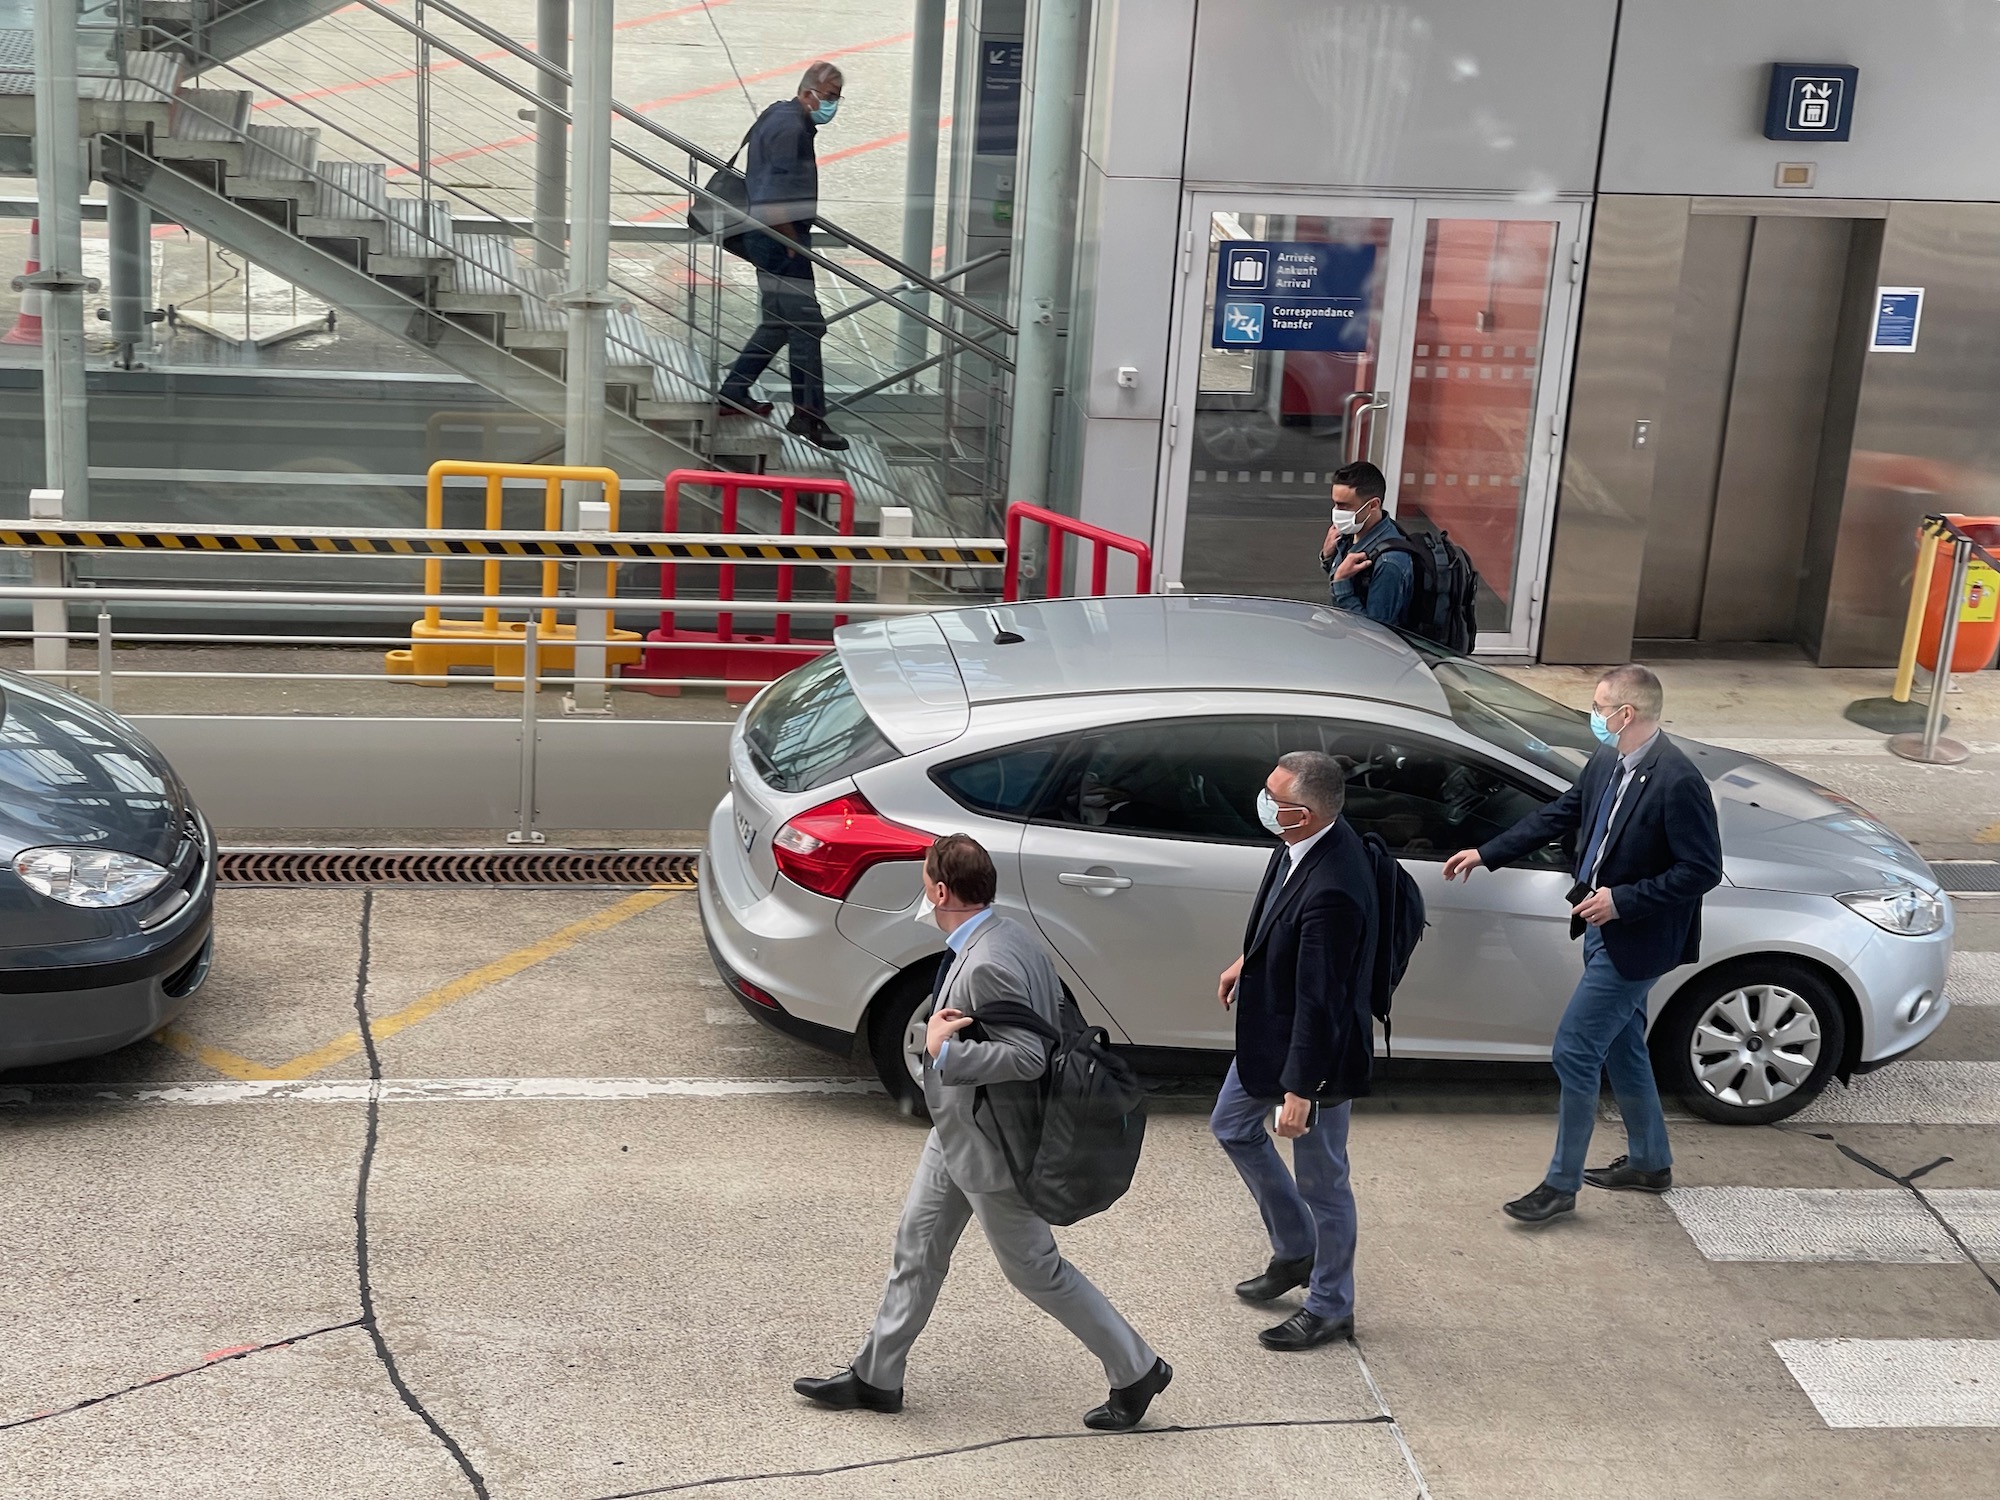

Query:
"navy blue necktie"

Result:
[[1577, 768, 1620, 882]]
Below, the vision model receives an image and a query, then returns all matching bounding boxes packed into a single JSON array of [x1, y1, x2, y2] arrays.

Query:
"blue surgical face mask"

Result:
[[1589, 708, 1618, 745], [810, 95, 839, 125]]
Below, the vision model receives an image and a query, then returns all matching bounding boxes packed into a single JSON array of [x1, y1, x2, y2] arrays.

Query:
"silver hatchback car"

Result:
[[699, 595, 1954, 1126]]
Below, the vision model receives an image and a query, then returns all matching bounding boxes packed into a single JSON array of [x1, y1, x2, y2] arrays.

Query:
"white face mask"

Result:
[[914, 891, 943, 929], [1256, 788, 1309, 837], [1330, 506, 1363, 537]]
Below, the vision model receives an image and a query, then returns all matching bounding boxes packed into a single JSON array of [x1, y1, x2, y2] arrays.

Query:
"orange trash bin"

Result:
[[1916, 515, 2000, 673]]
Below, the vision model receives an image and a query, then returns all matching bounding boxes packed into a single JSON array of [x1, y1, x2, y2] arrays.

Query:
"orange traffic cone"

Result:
[[3, 218, 45, 346]]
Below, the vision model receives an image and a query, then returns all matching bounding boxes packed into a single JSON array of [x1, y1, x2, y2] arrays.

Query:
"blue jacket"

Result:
[[1477, 736, 1724, 981], [1324, 514, 1415, 629], [1233, 819, 1379, 1102], [743, 98, 817, 279]]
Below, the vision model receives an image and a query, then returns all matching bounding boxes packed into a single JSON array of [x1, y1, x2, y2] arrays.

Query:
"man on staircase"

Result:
[[718, 61, 849, 453]]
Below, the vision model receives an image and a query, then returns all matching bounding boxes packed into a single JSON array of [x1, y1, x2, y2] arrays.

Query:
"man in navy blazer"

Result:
[[1444, 664, 1722, 1224], [1212, 751, 1378, 1351]]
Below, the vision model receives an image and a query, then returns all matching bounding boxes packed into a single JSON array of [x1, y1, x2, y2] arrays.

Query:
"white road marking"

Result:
[[0, 1077, 882, 1106], [1706, 737, 2000, 757], [1950, 950, 2000, 1005], [1774, 1339, 2000, 1427], [704, 1006, 758, 1027], [1931, 1189, 2000, 1259], [1792, 1062, 2000, 1125], [1666, 1187, 1963, 1262]]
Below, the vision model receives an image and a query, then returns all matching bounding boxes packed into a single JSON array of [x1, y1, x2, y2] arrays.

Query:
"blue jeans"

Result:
[[1546, 926, 1673, 1193], [1209, 1061, 1356, 1321]]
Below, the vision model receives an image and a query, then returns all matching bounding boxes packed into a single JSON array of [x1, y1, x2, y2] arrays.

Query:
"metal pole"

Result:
[[1003, 0, 1084, 509], [534, 0, 569, 270], [567, 496, 612, 716], [512, 621, 545, 843], [896, 0, 948, 375], [96, 606, 113, 708], [1889, 537, 1973, 766], [24, 0, 96, 522], [107, 189, 149, 369], [876, 505, 913, 606], [27, 489, 67, 676], [415, 0, 432, 192], [561, 0, 613, 532]]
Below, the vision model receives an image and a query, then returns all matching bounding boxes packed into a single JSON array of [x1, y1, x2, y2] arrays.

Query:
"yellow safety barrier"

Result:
[[384, 460, 643, 692]]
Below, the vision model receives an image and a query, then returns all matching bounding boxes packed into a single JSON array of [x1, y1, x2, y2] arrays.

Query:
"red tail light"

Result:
[[771, 793, 934, 900]]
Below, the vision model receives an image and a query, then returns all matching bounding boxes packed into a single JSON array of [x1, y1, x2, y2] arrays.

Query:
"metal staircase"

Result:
[[5, 0, 1015, 538]]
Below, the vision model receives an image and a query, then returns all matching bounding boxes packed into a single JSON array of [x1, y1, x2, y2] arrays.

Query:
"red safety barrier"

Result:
[[621, 469, 855, 703], [1001, 502, 1154, 601]]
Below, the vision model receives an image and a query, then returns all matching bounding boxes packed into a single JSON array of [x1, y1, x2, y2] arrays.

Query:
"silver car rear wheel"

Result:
[[1656, 961, 1846, 1126], [1689, 983, 1822, 1109]]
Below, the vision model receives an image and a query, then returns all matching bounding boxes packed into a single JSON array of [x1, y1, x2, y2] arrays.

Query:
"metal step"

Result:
[[297, 159, 390, 251], [437, 231, 532, 314], [230, 124, 321, 199], [370, 195, 453, 275], [155, 86, 255, 167]]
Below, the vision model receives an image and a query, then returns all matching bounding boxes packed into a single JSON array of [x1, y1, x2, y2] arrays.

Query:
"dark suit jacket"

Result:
[[1478, 735, 1724, 981], [1234, 818, 1379, 1102], [744, 98, 816, 280]]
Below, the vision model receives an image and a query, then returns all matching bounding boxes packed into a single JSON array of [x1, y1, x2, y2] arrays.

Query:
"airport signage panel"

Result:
[[1870, 286, 1924, 353], [1764, 63, 1858, 142], [1211, 241, 1375, 352]]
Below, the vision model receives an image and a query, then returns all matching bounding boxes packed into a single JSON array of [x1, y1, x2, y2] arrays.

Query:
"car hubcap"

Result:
[[1689, 983, 1822, 1108], [901, 1011, 927, 1089]]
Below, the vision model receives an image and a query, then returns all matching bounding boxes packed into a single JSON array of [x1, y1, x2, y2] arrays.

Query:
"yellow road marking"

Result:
[[1977, 821, 2000, 844], [154, 887, 681, 1083]]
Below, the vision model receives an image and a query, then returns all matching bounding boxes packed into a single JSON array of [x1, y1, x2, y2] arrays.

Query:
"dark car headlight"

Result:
[[1836, 885, 1946, 937], [14, 846, 173, 908]]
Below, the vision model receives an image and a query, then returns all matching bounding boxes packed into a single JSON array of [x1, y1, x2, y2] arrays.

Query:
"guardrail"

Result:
[[1002, 502, 1155, 601]]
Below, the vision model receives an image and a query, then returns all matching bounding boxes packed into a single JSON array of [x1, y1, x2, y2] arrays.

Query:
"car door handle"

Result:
[[1058, 871, 1133, 894]]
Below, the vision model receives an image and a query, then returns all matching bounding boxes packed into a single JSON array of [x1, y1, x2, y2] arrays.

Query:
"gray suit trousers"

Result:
[[851, 1130, 1156, 1390]]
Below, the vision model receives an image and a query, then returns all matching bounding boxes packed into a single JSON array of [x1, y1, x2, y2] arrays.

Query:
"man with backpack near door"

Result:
[[1211, 750, 1421, 1352], [794, 833, 1172, 1431], [1321, 460, 1484, 654]]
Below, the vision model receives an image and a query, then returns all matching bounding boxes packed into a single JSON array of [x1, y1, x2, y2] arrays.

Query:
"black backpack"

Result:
[[688, 127, 754, 258], [1358, 830, 1428, 1054], [1370, 525, 1482, 653], [969, 999, 1147, 1226]]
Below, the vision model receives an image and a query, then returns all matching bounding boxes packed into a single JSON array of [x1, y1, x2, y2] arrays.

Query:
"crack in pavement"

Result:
[[583, 1414, 1401, 1498], [1785, 1126, 2000, 1300], [350, 888, 492, 1498], [0, 1319, 365, 1433]]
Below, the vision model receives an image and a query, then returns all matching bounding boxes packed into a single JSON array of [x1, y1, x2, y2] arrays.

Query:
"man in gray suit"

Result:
[[794, 833, 1172, 1431]]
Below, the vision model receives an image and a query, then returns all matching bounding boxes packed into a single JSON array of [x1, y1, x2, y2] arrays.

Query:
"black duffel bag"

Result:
[[687, 130, 753, 257]]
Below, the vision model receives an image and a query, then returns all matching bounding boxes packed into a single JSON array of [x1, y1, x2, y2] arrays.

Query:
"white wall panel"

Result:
[[1183, 0, 1613, 193], [1605, 1, 2000, 201], [1069, 167, 1182, 419], [1083, 0, 1197, 180]]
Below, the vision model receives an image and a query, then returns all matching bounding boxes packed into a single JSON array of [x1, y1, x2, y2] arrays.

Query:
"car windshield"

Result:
[[1397, 632, 1597, 782], [741, 652, 900, 793]]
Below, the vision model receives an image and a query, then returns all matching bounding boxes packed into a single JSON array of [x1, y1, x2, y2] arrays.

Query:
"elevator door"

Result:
[[1635, 215, 1855, 642]]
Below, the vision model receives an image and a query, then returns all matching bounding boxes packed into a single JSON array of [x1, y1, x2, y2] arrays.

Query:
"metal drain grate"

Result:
[[1934, 861, 2000, 894], [219, 848, 701, 888]]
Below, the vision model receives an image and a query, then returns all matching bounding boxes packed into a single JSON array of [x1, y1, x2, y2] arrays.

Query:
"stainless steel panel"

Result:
[[1699, 216, 1851, 641], [130, 716, 732, 832], [1691, 198, 1888, 219], [1634, 214, 1750, 639], [1540, 196, 1690, 663], [1820, 202, 2000, 666]]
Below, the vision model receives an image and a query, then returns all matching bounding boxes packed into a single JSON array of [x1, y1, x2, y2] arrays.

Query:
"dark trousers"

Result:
[[720, 269, 827, 418]]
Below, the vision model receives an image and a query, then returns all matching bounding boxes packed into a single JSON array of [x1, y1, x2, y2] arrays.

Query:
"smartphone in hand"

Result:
[[1269, 1101, 1320, 1133]]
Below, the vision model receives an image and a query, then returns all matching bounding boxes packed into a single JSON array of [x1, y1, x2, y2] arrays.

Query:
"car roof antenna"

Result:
[[985, 610, 1025, 645]]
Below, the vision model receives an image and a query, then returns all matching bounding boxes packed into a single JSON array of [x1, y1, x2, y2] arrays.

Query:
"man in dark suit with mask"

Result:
[[1212, 750, 1378, 1351], [1443, 663, 1723, 1225]]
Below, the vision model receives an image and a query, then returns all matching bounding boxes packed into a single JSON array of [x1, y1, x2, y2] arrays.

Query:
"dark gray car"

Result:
[[0, 670, 215, 1071]]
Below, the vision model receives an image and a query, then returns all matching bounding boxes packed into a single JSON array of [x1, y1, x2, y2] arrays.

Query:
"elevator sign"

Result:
[[1764, 63, 1858, 142], [1211, 241, 1375, 352]]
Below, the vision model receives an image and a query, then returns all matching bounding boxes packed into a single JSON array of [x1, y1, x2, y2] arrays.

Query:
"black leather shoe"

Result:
[[1083, 1357, 1172, 1431], [787, 411, 851, 451], [1234, 1252, 1315, 1304], [717, 394, 774, 418], [1583, 1155, 1673, 1193], [1503, 1182, 1577, 1224], [1257, 1309, 1353, 1351], [792, 1367, 903, 1413]]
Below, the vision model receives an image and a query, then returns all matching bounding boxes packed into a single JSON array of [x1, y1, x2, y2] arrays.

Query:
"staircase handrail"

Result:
[[346, 0, 1013, 339]]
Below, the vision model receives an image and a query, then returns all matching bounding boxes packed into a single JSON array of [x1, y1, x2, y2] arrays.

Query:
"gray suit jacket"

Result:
[[921, 913, 1063, 1195]]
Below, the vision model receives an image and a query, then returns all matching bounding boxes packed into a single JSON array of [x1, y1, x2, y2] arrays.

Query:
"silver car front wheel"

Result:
[[1689, 983, 1822, 1108], [1657, 962, 1846, 1125]]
